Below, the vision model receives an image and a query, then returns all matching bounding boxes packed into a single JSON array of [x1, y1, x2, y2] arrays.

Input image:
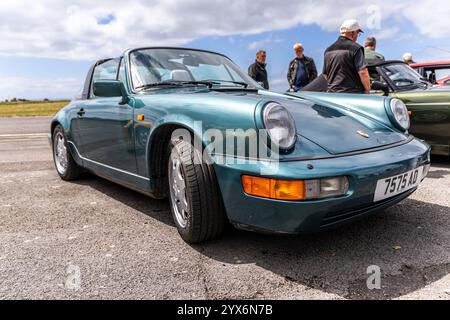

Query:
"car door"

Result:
[[68, 67, 96, 157], [75, 58, 137, 174]]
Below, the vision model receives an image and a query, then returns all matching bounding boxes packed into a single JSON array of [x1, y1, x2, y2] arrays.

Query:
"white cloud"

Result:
[[0, 76, 82, 100], [402, 0, 450, 39], [415, 45, 450, 63], [0, 0, 449, 60], [248, 37, 284, 50], [371, 27, 401, 41]]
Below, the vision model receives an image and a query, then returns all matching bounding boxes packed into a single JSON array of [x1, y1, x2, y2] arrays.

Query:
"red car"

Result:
[[437, 75, 450, 86], [411, 61, 450, 86]]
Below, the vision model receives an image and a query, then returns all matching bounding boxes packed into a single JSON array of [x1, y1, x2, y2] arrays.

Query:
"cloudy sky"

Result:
[[1, 0, 450, 100]]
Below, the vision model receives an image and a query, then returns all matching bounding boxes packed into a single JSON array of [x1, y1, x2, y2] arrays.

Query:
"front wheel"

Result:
[[52, 125, 83, 181], [167, 139, 226, 243]]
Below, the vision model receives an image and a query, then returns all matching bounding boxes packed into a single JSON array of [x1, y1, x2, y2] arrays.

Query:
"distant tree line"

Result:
[[3, 98, 50, 103]]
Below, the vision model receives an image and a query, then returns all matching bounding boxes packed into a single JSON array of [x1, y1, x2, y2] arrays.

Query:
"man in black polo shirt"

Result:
[[323, 19, 371, 94]]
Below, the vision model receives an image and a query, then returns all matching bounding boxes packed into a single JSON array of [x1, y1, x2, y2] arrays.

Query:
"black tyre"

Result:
[[167, 138, 226, 243], [52, 125, 83, 181]]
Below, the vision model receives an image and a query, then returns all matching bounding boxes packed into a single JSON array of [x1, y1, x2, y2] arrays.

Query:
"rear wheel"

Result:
[[52, 125, 82, 181], [167, 138, 226, 243]]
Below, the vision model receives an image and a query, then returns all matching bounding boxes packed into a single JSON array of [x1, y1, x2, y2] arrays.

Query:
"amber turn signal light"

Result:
[[242, 175, 306, 201]]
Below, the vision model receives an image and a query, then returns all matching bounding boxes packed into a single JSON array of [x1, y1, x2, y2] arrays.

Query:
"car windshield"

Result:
[[129, 48, 259, 91], [380, 63, 428, 89]]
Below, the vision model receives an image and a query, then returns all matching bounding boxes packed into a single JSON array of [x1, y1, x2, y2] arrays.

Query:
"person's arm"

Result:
[[354, 48, 370, 94], [248, 64, 256, 80], [322, 56, 328, 81], [358, 68, 371, 94], [287, 61, 294, 87]]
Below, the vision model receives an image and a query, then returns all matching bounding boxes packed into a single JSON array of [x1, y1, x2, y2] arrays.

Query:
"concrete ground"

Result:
[[0, 116, 449, 300]]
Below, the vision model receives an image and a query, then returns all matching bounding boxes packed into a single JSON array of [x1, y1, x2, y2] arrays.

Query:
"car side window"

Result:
[[118, 58, 126, 83], [434, 68, 450, 81], [90, 58, 120, 98]]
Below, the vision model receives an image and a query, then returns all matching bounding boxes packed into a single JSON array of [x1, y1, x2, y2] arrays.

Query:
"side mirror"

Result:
[[371, 81, 390, 96], [93, 80, 129, 104]]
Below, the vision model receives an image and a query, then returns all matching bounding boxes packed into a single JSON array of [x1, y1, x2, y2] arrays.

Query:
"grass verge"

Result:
[[0, 100, 70, 117]]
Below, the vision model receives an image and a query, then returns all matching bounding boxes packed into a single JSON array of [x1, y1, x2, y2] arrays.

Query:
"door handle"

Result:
[[77, 108, 85, 117]]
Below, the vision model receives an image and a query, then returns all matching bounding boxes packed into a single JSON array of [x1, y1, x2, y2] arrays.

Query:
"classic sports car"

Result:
[[437, 76, 450, 86], [49, 47, 430, 243], [303, 61, 450, 157], [411, 61, 450, 86], [367, 61, 450, 156]]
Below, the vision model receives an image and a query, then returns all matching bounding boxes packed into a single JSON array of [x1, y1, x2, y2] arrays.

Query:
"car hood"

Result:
[[274, 93, 406, 155], [138, 88, 407, 156], [426, 85, 450, 92], [393, 86, 450, 104]]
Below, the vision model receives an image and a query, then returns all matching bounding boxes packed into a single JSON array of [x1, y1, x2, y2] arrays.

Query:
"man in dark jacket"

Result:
[[287, 43, 318, 91], [248, 50, 269, 90]]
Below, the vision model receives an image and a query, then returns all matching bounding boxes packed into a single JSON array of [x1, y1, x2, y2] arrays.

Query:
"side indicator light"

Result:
[[242, 175, 349, 201], [242, 176, 305, 201], [137, 114, 145, 121]]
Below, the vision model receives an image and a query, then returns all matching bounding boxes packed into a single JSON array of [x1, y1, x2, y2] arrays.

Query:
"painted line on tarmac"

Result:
[[0, 133, 48, 142], [0, 133, 47, 138]]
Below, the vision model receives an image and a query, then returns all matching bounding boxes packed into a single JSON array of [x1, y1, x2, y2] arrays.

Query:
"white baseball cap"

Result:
[[403, 53, 413, 61], [340, 19, 364, 33]]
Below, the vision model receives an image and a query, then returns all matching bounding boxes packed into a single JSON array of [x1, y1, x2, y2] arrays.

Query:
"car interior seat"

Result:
[[170, 70, 192, 82], [428, 71, 437, 84]]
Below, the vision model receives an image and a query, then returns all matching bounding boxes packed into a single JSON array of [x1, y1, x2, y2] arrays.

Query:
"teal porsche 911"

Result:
[[49, 47, 431, 243]]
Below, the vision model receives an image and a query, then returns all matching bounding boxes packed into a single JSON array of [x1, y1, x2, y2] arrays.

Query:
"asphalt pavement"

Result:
[[0, 116, 449, 300]]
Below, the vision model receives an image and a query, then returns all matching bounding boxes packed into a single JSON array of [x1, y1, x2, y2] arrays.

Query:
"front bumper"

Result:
[[213, 138, 431, 234]]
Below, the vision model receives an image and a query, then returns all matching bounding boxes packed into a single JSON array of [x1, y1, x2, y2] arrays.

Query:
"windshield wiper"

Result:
[[419, 79, 431, 88], [393, 78, 415, 84], [179, 81, 221, 88], [204, 80, 249, 88], [136, 81, 220, 91], [136, 82, 182, 91]]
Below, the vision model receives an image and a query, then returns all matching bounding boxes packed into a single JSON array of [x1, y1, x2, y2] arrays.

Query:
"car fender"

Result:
[[50, 107, 72, 138], [290, 92, 401, 132]]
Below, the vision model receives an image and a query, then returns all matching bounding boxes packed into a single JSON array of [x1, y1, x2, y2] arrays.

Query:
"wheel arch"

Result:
[[50, 120, 61, 139], [50, 111, 71, 138], [146, 122, 205, 198]]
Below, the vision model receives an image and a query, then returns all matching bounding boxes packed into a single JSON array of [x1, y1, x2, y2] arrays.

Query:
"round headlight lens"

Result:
[[263, 102, 297, 150], [390, 99, 410, 130]]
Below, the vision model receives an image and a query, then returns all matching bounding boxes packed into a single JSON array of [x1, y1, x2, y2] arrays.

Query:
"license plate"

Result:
[[374, 167, 423, 202]]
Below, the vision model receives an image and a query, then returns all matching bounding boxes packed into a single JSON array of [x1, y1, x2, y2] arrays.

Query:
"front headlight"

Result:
[[390, 99, 410, 131], [263, 102, 297, 150]]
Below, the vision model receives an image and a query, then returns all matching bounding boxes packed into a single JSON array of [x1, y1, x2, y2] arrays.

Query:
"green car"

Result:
[[368, 61, 450, 156], [302, 61, 450, 156], [49, 47, 431, 243]]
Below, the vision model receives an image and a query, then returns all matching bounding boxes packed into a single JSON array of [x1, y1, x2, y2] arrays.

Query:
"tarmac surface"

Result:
[[0, 116, 449, 299]]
